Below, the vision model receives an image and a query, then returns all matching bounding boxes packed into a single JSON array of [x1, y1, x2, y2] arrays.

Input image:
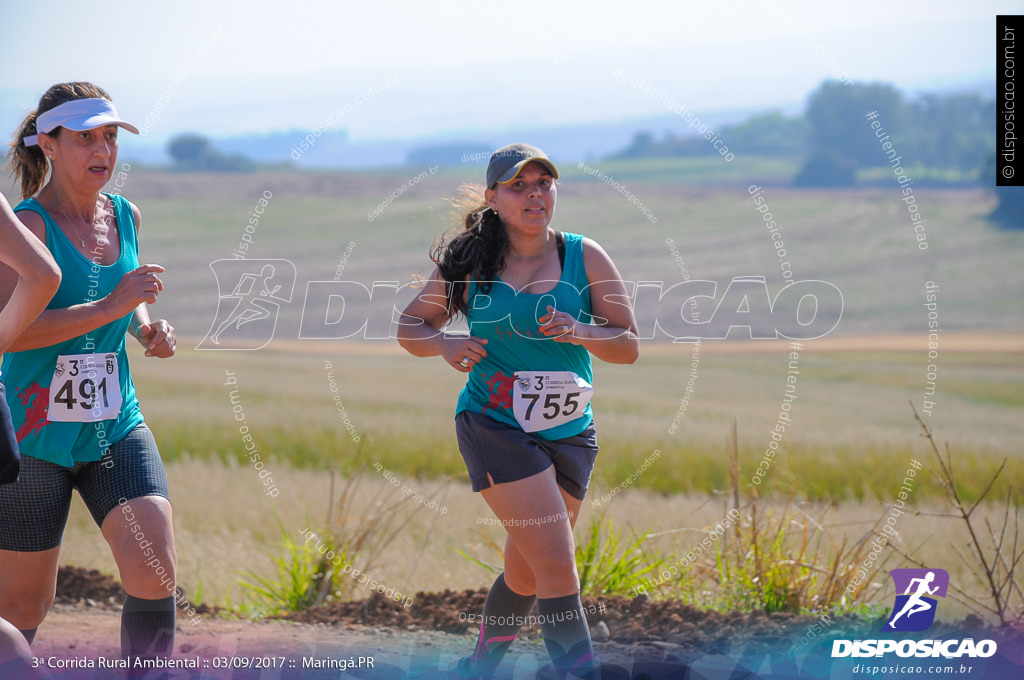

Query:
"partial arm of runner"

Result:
[[0, 208, 166, 352], [0, 264, 165, 352], [0, 194, 62, 355], [541, 238, 638, 364], [397, 268, 487, 373]]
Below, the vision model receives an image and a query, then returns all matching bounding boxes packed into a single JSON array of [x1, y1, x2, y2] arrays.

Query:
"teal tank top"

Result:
[[455, 232, 594, 440], [2, 193, 144, 466]]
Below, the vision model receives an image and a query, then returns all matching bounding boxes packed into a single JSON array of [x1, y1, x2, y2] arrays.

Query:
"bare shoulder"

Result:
[[128, 200, 142, 232], [13, 205, 48, 242], [580, 236, 623, 281]]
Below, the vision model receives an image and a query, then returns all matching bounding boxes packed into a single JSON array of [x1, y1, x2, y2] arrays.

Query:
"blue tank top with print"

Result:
[[1, 193, 144, 467], [455, 231, 594, 440]]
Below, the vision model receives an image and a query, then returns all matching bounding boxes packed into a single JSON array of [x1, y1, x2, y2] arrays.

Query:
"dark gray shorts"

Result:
[[455, 410, 599, 501], [0, 423, 169, 552]]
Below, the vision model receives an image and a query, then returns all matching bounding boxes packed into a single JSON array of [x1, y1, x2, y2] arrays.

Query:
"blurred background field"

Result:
[[38, 165, 1020, 338]]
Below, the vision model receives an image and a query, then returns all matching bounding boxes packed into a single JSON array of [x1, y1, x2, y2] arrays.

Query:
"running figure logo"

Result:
[[884, 568, 949, 632], [16, 383, 49, 442], [197, 259, 296, 350], [482, 371, 516, 412]]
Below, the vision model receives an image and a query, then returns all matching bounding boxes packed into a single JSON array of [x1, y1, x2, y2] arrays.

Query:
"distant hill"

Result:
[[120, 106, 793, 170]]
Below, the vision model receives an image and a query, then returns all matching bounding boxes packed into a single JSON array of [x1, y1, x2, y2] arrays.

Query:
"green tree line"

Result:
[[613, 80, 993, 182], [611, 79, 1024, 226]]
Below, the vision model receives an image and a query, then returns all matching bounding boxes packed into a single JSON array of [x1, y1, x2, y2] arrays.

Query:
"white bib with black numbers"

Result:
[[512, 371, 593, 433], [47, 353, 122, 422]]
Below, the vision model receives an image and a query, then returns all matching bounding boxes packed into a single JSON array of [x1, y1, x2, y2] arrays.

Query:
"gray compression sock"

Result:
[[121, 594, 175, 676], [465, 573, 536, 676]]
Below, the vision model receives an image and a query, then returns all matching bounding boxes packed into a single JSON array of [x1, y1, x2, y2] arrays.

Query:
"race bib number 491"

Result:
[[512, 371, 593, 433], [48, 353, 122, 422]]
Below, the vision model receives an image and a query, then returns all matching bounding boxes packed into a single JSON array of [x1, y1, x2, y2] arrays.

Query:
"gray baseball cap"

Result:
[[486, 143, 559, 187]]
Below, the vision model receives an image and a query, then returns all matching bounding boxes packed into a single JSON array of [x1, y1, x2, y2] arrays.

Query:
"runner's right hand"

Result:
[[103, 264, 165, 317]]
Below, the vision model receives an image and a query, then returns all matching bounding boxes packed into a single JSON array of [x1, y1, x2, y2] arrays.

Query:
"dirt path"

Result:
[[35, 605, 487, 676], [31, 604, 680, 679], [26, 598, 1024, 680]]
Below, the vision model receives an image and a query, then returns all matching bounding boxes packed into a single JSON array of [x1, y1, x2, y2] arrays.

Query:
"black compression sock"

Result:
[[16, 628, 35, 645], [121, 595, 175, 675], [537, 592, 596, 679], [466, 573, 536, 676]]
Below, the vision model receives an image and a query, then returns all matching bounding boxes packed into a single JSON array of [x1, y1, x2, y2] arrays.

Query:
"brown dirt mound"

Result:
[[278, 588, 852, 650], [54, 566, 125, 606], [277, 588, 1024, 661], [54, 566, 216, 614], [278, 588, 487, 634]]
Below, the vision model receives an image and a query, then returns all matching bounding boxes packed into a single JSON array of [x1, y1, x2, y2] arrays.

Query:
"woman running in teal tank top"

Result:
[[398, 143, 639, 679], [0, 82, 180, 672]]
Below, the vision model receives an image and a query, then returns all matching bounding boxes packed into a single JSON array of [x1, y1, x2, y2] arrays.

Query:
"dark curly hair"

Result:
[[430, 185, 509, 320]]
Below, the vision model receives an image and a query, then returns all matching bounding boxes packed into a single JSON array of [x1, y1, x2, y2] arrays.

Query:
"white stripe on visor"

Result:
[[24, 98, 139, 147]]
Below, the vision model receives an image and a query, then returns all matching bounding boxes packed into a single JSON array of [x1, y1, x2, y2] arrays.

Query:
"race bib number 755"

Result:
[[512, 371, 593, 433], [48, 353, 123, 422]]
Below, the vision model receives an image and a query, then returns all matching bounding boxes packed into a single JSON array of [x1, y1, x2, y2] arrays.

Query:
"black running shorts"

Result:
[[0, 423, 169, 552]]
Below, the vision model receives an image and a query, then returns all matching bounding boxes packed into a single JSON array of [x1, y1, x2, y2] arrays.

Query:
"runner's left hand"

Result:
[[539, 305, 586, 344], [136, 319, 176, 358]]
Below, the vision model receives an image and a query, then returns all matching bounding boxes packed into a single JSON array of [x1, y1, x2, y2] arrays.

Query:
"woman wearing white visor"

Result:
[[0, 82, 178, 672]]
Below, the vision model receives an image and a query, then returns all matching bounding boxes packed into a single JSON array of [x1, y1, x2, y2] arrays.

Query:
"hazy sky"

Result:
[[0, 0, 1006, 149]]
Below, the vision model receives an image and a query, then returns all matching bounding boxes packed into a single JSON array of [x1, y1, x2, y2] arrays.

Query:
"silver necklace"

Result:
[[53, 194, 107, 250]]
